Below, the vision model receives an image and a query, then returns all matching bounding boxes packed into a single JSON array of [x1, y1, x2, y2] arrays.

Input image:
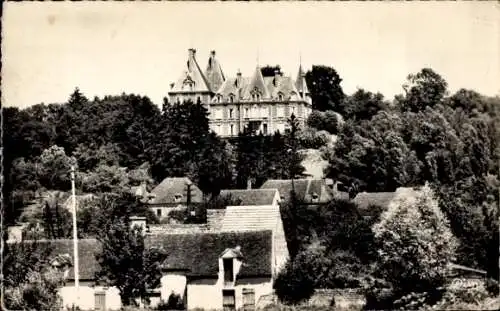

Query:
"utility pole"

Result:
[[70, 165, 79, 310]]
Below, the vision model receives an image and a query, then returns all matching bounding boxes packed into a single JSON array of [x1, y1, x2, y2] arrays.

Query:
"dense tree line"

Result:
[[323, 68, 499, 280]]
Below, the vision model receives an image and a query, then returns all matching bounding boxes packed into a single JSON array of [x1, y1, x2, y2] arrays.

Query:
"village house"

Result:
[[259, 178, 339, 204], [8, 227, 280, 311], [146, 177, 204, 220], [168, 49, 312, 137]]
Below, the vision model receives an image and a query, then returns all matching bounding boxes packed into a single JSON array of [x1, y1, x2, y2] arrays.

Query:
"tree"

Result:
[[96, 220, 167, 306], [79, 164, 130, 194], [77, 192, 158, 238], [399, 68, 448, 113], [3, 238, 63, 311], [37, 145, 77, 191], [273, 255, 316, 305], [367, 185, 458, 309], [305, 65, 345, 111], [340, 88, 388, 121], [260, 65, 282, 77]]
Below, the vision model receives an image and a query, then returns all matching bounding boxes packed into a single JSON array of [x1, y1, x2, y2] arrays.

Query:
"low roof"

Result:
[[220, 205, 281, 232], [149, 177, 203, 204], [14, 238, 101, 281], [219, 189, 278, 206], [353, 187, 418, 210], [260, 179, 333, 203], [146, 230, 273, 277]]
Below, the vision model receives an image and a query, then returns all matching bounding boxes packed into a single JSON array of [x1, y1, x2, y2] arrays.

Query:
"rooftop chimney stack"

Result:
[[211, 50, 216, 57], [274, 69, 281, 87]]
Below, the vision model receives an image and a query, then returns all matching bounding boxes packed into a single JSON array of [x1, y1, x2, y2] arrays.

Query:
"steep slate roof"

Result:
[[218, 189, 278, 206], [16, 238, 101, 281], [220, 205, 281, 232], [170, 49, 212, 93], [145, 230, 273, 277], [242, 66, 271, 100], [149, 177, 203, 205], [263, 76, 302, 101], [260, 179, 333, 203], [204, 51, 226, 93]]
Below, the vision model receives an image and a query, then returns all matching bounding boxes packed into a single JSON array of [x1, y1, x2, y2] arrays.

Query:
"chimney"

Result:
[[235, 69, 242, 88], [274, 69, 281, 87], [211, 50, 216, 57], [187, 48, 196, 71], [247, 178, 252, 190], [129, 216, 147, 235]]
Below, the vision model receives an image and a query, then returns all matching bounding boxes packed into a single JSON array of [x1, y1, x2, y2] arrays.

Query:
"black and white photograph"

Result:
[[1, 1, 499, 311]]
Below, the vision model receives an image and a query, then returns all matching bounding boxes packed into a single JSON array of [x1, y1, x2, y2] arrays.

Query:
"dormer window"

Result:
[[223, 258, 234, 282], [311, 192, 319, 202], [229, 94, 235, 103], [217, 95, 222, 103], [174, 193, 183, 203], [278, 93, 284, 101]]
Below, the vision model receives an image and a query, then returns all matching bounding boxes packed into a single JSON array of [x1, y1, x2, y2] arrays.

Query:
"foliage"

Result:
[[305, 65, 345, 111], [306, 110, 340, 134], [399, 68, 448, 113], [95, 219, 167, 306], [274, 256, 316, 305], [367, 185, 458, 309], [4, 269, 64, 311], [3, 238, 63, 311], [297, 127, 331, 149], [77, 191, 158, 238], [340, 89, 388, 121], [261, 64, 282, 77]]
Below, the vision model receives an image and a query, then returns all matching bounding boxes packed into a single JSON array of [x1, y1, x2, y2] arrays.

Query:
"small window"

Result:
[[174, 194, 183, 203], [242, 288, 256, 311], [263, 123, 268, 135], [230, 124, 234, 136], [278, 93, 284, 101], [245, 108, 249, 118], [223, 290, 236, 311], [229, 95, 235, 103], [223, 258, 234, 282], [229, 108, 233, 119], [156, 209, 162, 217]]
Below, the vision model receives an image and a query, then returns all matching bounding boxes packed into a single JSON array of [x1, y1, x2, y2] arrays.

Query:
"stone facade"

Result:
[[168, 49, 312, 137]]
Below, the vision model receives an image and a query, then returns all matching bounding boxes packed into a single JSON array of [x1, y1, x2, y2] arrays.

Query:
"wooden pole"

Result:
[[70, 166, 79, 309]]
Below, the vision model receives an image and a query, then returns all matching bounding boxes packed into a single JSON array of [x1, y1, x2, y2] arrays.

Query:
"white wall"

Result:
[[160, 273, 187, 301], [187, 278, 273, 310], [58, 283, 121, 311]]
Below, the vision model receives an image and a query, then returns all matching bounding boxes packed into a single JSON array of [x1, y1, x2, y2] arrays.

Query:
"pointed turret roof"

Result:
[[243, 66, 270, 100], [295, 65, 309, 96], [171, 49, 211, 93], [204, 50, 226, 93]]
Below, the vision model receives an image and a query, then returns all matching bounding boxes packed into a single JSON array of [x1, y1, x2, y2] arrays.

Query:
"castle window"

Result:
[[278, 93, 284, 101], [230, 124, 234, 136], [245, 108, 249, 118], [229, 108, 233, 119], [229, 94, 235, 103], [277, 106, 284, 118]]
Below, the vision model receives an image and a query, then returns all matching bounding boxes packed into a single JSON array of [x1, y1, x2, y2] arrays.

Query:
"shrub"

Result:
[[367, 185, 458, 309], [273, 258, 316, 305]]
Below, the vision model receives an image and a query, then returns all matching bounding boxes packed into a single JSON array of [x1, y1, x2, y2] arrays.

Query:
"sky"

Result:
[[2, 2, 499, 109]]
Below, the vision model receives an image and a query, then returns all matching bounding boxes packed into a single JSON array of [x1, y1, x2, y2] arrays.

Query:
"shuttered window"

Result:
[[223, 290, 236, 311], [242, 288, 255, 311]]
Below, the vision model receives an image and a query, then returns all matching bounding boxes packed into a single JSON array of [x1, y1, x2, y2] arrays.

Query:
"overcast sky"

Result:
[[2, 2, 499, 108]]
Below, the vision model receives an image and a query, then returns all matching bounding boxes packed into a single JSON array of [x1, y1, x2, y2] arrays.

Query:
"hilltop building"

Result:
[[168, 49, 313, 137]]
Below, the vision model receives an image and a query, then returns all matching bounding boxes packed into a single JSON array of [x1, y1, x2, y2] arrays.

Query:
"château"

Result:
[[168, 49, 312, 137]]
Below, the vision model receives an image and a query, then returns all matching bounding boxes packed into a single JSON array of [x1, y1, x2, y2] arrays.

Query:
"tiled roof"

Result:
[[170, 49, 211, 93], [220, 205, 281, 232], [20, 238, 101, 281], [149, 177, 203, 205], [218, 189, 278, 206], [352, 192, 397, 210], [353, 187, 418, 210], [145, 230, 273, 277], [260, 179, 333, 203], [204, 51, 226, 93]]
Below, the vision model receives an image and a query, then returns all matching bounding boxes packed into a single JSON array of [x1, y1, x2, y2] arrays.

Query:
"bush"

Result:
[[298, 127, 331, 149], [367, 185, 458, 309], [273, 258, 316, 305], [155, 293, 184, 310], [306, 110, 340, 134]]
